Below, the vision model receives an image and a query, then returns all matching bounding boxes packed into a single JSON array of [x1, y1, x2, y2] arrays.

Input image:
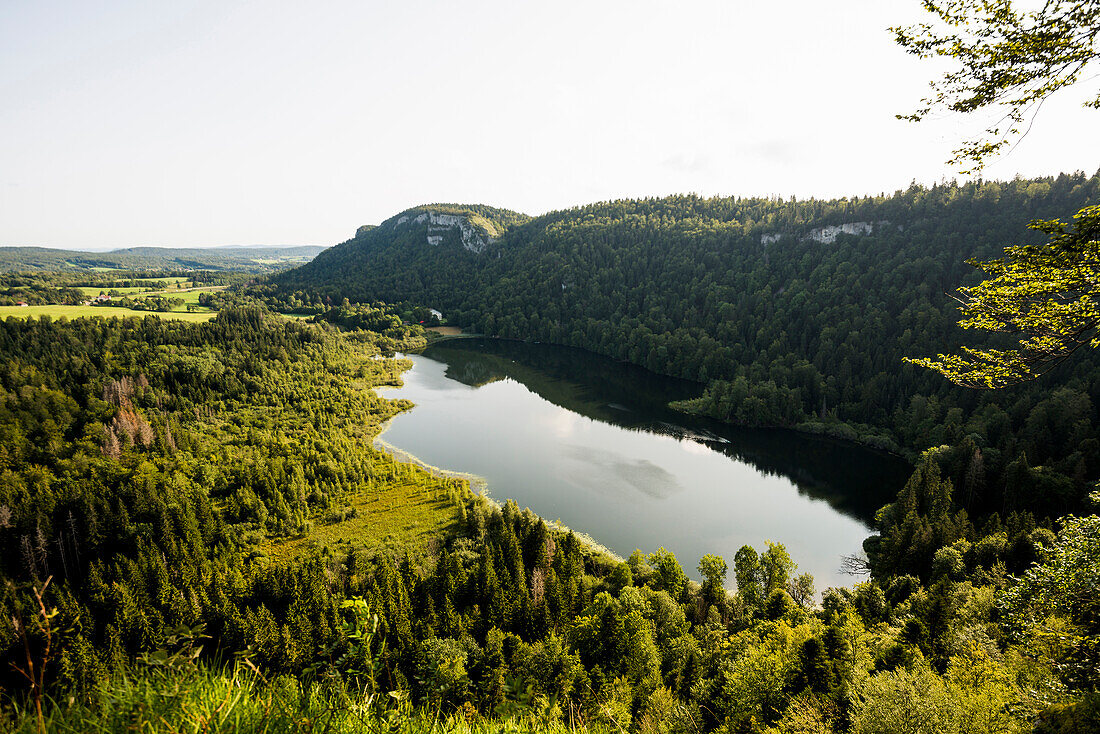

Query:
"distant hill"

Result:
[[272, 204, 530, 306], [0, 244, 328, 273]]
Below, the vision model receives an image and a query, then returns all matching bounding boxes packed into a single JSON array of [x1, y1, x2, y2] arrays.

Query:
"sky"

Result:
[[1, 0, 1097, 250]]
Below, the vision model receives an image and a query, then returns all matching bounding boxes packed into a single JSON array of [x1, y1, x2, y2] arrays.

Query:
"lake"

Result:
[[378, 337, 911, 590]]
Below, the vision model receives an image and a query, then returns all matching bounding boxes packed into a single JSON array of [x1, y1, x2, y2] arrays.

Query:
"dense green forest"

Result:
[[0, 311, 466, 681], [269, 174, 1100, 523], [0, 303, 1096, 732]]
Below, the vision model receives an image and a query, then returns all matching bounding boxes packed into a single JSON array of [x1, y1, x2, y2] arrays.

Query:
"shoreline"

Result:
[[372, 358, 624, 563]]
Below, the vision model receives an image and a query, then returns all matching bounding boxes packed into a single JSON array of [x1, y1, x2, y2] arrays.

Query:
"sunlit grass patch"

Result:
[[263, 477, 465, 562], [0, 304, 217, 322], [78, 285, 154, 296]]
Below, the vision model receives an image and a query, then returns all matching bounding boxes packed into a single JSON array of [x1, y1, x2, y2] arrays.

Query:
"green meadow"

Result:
[[77, 286, 150, 296], [0, 304, 217, 322], [262, 473, 467, 563]]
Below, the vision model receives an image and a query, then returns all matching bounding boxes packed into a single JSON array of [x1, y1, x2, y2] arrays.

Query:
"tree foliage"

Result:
[[909, 204, 1100, 387], [999, 504, 1100, 690], [893, 0, 1100, 172], [897, 1, 1100, 390]]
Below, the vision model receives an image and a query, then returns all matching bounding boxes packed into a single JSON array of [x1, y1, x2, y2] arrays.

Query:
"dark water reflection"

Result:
[[379, 338, 911, 590]]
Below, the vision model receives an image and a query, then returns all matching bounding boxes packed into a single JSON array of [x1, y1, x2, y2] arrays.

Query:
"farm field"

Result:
[[78, 285, 159, 296], [76, 277, 193, 296], [0, 304, 217, 322], [155, 286, 226, 304], [79, 282, 224, 296]]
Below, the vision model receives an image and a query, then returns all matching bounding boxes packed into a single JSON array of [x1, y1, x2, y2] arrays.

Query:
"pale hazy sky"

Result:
[[1, 0, 1097, 250]]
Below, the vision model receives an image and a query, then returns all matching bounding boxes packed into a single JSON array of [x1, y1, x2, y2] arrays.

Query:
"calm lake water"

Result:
[[378, 338, 911, 590]]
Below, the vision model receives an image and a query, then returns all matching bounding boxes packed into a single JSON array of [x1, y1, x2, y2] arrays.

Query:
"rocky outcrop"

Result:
[[392, 210, 496, 253], [804, 221, 876, 244], [760, 220, 896, 246]]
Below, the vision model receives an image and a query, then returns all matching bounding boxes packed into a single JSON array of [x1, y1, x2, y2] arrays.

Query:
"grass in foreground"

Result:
[[1, 662, 607, 734], [0, 304, 217, 322]]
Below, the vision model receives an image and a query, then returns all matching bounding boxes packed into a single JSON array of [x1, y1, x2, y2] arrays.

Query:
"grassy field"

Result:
[[79, 283, 223, 297], [263, 474, 465, 562], [155, 286, 225, 304], [78, 285, 159, 296], [71, 284, 224, 316], [80, 276, 192, 287], [0, 304, 217, 322], [426, 325, 464, 336]]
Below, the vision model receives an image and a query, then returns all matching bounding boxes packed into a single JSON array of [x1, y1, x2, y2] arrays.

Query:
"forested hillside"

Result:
[[266, 204, 530, 313], [0, 309, 473, 681], [270, 173, 1100, 521]]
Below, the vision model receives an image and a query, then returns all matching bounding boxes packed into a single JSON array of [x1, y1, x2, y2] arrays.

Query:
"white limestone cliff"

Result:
[[760, 221, 896, 246], [392, 210, 496, 253]]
